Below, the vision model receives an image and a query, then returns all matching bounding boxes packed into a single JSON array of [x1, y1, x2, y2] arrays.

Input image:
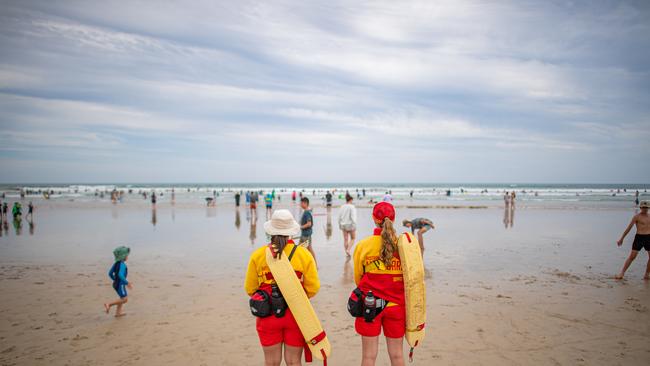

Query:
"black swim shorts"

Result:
[[632, 234, 650, 251]]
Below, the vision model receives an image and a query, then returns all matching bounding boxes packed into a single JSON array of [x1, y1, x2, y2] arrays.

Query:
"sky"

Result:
[[0, 0, 649, 184]]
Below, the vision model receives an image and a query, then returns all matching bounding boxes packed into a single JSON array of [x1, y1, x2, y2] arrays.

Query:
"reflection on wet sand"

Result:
[[503, 205, 515, 229], [249, 220, 257, 246], [151, 208, 157, 226], [28, 217, 34, 236], [235, 209, 241, 230], [13, 218, 22, 236], [325, 207, 332, 240], [342, 257, 354, 285]]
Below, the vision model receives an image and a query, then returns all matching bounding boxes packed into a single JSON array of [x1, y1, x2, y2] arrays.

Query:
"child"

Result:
[[615, 201, 650, 280], [104, 246, 133, 317], [299, 197, 317, 264]]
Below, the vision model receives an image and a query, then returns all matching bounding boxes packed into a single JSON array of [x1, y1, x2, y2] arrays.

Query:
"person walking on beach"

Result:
[[292, 190, 297, 202], [615, 201, 650, 280], [299, 197, 317, 265], [12, 202, 22, 220], [244, 210, 320, 366], [402, 218, 434, 252], [353, 202, 407, 366], [235, 191, 241, 207], [26, 201, 34, 220], [2, 202, 7, 222], [250, 191, 258, 220], [635, 190, 640, 206], [151, 192, 157, 207], [338, 194, 357, 257], [383, 192, 393, 202], [325, 191, 333, 207], [104, 246, 132, 317], [265, 192, 273, 219]]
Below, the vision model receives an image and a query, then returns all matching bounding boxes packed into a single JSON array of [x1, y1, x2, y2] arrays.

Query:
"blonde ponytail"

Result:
[[379, 217, 398, 267]]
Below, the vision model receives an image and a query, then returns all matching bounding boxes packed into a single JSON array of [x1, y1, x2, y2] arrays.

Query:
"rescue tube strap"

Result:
[[408, 340, 419, 363], [406, 323, 425, 332], [303, 331, 327, 364], [288, 244, 299, 262], [308, 331, 326, 345]]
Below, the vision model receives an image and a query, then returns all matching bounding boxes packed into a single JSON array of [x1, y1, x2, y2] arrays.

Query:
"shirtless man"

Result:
[[615, 201, 650, 280]]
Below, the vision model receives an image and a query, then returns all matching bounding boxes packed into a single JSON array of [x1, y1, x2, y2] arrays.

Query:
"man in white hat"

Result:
[[615, 201, 650, 280]]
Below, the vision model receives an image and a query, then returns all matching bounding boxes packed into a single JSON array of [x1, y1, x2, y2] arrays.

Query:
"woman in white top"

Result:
[[338, 194, 357, 257]]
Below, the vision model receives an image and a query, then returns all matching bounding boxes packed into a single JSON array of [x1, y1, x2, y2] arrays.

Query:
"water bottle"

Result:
[[363, 290, 376, 322], [271, 284, 287, 318]]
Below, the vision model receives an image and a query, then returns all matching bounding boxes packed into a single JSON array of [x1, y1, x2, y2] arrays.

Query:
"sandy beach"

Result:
[[1, 196, 650, 365]]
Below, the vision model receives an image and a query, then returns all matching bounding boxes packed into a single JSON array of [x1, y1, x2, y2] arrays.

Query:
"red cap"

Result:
[[372, 202, 395, 222]]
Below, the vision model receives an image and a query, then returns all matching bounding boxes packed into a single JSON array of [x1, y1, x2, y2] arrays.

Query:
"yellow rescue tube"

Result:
[[397, 232, 426, 348], [265, 247, 331, 362]]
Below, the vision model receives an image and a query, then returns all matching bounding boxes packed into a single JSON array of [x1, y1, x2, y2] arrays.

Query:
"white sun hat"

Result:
[[264, 209, 300, 236]]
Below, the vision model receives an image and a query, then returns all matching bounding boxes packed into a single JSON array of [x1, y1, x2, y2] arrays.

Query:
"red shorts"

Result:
[[355, 305, 405, 338], [256, 308, 304, 347]]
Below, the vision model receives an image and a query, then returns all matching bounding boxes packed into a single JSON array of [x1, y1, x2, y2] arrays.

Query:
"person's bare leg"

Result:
[[105, 297, 125, 315], [307, 244, 318, 267], [645, 251, 650, 280], [417, 229, 426, 253], [361, 336, 379, 366], [262, 343, 282, 366], [350, 230, 356, 252], [344, 231, 351, 256], [283, 344, 303, 366], [114, 298, 128, 317], [616, 250, 638, 279], [386, 336, 405, 366]]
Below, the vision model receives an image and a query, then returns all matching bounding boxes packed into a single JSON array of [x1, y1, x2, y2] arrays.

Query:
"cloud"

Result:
[[0, 0, 649, 183]]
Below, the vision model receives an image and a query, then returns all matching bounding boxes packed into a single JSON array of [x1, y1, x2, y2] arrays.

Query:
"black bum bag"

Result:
[[250, 290, 272, 317], [347, 287, 365, 317]]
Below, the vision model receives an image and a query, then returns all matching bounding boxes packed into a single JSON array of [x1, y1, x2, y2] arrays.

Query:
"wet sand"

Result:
[[1, 200, 649, 365]]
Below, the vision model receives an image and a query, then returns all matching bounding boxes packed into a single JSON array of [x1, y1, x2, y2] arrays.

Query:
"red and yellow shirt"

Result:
[[245, 241, 320, 298], [353, 228, 405, 305]]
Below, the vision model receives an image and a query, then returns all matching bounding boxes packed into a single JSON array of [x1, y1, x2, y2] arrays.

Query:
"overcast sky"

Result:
[[0, 1, 649, 184]]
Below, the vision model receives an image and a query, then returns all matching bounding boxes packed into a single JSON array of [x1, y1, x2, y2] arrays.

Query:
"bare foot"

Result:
[[115, 313, 126, 318], [104, 303, 110, 314], [614, 274, 624, 280]]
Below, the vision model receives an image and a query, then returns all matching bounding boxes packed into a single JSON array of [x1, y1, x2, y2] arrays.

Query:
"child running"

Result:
[[245, 209, 320, 366], [353, 202, 406, 366], [615, 201, 650, 280], [104, 246, 132, 317]]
